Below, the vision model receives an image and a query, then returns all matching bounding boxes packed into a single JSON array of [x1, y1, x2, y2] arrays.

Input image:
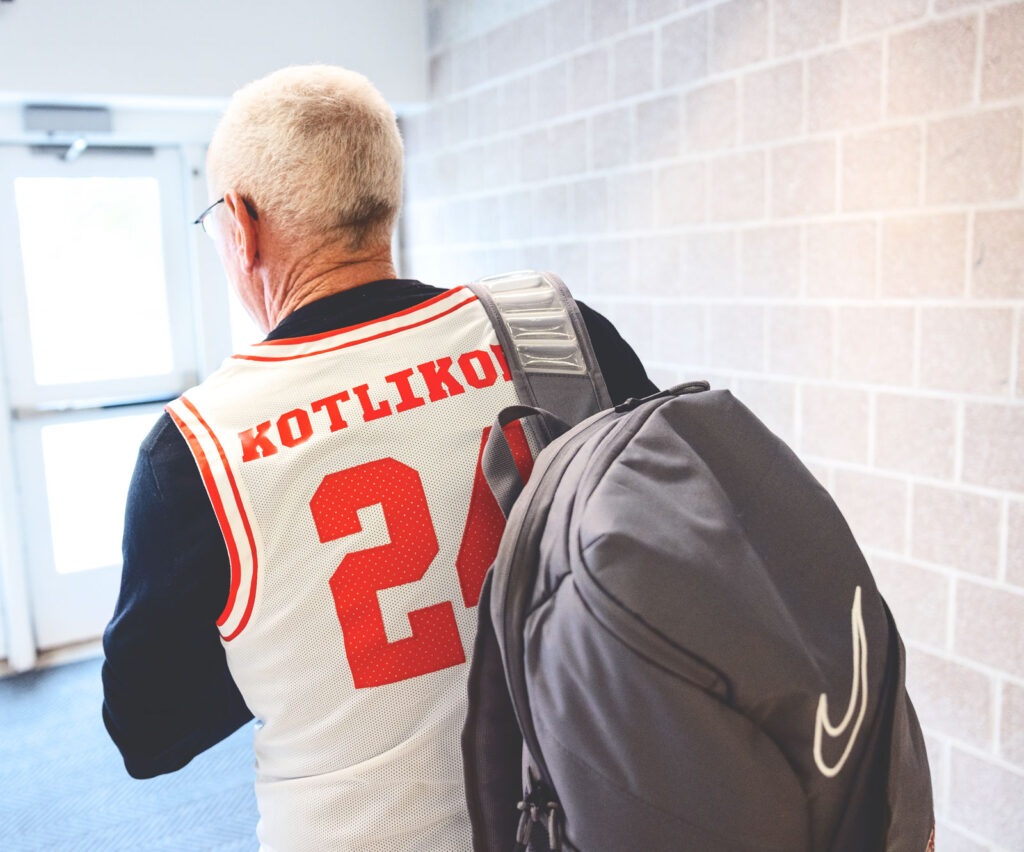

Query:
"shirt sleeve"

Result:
[[101, 413, 253, 779], [575, 300, 659, 405]]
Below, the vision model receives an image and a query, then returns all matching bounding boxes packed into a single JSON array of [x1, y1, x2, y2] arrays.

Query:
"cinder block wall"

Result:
[[402, 1, 1024, 846]]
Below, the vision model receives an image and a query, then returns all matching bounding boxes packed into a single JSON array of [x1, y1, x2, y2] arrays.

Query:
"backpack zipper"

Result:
[[493, 408, 621, 848]]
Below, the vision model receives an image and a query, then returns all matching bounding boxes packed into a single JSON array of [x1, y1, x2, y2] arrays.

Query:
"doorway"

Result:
[[0, 143, 197, 652]]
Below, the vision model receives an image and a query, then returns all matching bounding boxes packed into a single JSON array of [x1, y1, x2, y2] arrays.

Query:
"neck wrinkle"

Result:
[[263, 250, 397, 331]]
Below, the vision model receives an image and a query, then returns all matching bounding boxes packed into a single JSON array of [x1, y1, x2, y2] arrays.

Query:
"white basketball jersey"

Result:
[[165, 287, 533, 852]]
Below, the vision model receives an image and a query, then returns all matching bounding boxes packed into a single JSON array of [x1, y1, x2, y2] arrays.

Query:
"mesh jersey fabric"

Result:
[[100, 278, 658, 783], [165, 287, 529, 852]]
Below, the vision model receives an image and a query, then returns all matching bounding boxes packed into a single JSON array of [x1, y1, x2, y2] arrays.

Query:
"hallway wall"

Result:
[[403, 1, 1024, 847]]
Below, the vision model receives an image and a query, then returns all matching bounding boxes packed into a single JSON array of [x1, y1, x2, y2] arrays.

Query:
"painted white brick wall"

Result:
[[404, 2, 1024, 847]]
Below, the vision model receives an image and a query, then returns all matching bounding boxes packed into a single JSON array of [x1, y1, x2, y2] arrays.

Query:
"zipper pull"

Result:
[[614, 380, 711, 412], [514, 800, 532, 850]]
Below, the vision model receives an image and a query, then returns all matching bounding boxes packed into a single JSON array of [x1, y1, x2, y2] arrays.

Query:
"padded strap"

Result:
[[467, 271, 611, 444]]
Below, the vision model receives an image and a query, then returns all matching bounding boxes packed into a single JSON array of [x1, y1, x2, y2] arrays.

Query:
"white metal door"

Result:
[[0, 144, 197, 651]]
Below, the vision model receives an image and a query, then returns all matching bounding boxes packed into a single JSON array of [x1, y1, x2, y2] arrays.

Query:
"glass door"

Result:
[[0, 144, 197, 650]]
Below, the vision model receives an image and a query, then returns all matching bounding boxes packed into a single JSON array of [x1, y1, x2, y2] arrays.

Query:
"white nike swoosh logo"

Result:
[[813, 585, 869, 778]]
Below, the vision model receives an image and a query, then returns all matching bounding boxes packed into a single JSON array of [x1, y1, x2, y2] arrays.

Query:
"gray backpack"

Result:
[[462, 272, 935, 852]]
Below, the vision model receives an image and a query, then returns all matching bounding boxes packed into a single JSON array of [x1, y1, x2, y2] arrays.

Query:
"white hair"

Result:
[[207, 64, 403, 249]]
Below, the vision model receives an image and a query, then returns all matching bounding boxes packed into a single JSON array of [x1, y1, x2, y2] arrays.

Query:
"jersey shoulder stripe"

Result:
[[166, 395, 260, 640]]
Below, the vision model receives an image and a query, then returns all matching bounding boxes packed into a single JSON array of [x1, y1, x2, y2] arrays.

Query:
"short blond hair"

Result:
[[208, 64, 403, 249]]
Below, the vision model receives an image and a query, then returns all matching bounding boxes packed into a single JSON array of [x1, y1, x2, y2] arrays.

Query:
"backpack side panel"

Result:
[[462, 571, 525, 852]]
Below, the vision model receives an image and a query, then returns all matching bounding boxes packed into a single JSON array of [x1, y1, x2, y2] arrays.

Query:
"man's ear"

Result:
[[223, 191, 259, 272]]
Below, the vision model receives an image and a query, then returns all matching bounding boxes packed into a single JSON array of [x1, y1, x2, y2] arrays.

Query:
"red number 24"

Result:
[[309, 425, 532, 689]]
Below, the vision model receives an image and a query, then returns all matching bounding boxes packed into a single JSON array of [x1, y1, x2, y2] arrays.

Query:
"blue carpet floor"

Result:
[[0, 655, 258, 851]]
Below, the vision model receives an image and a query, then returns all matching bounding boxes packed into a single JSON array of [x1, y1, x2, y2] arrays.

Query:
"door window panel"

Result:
[[40, 413, 157, 575], [14, 176, 175, 385]]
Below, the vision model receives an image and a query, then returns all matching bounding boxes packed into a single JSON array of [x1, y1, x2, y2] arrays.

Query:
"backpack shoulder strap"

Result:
[[466, 271, 612, 439]]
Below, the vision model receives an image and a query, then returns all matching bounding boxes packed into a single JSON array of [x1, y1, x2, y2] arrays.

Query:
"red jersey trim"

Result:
[[232, 294, 479, 363], [250, 286, 468, 347], [166, 405, 244, 630], [180, 396, 260, 641]]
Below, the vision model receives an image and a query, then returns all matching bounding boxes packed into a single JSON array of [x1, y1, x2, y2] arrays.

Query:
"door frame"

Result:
[[0, 103, 229, 669], [0, 145, 199, 656], [0, 360, 31, 669]]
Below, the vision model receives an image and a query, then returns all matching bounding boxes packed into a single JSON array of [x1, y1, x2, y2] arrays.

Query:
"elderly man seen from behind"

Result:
[[101, 64, 656, 851]]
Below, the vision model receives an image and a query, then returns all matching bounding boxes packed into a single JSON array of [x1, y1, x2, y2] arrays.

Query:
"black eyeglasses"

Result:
[[193, 197, 225, 236], [192, 197, 258, 236]]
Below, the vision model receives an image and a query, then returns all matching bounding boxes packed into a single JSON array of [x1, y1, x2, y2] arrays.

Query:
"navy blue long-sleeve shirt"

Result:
[[101, 278, 657, 779]]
